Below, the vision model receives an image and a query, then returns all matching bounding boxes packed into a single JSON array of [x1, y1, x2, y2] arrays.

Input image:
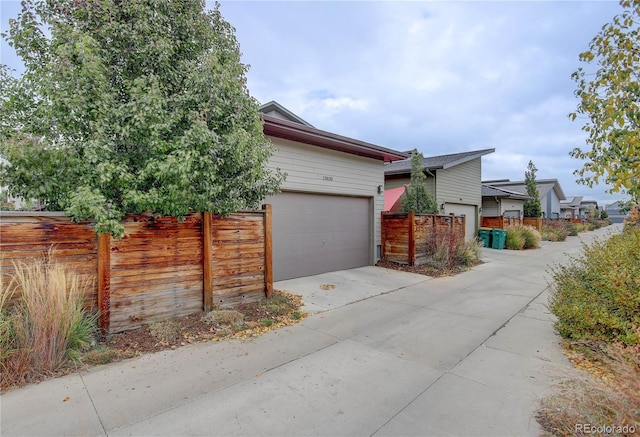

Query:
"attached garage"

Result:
[[384, 149, 494, 241], [443, 203, 476, 241], [261, 102, 407, 281], [266, 192, 372, 281]]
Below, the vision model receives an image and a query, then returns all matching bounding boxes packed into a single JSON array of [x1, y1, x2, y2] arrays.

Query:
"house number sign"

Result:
[[322, 176, 334, 181]]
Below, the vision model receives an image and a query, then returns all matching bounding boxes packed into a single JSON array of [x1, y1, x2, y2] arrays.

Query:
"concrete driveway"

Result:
[[1, 224, 622, 436]]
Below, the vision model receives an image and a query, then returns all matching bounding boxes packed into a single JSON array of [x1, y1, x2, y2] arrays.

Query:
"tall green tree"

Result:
[[400, 149, 438, 214], [569, 0, 640, 204], [0, 0, 283, 236], [523, 160, 542, 218]]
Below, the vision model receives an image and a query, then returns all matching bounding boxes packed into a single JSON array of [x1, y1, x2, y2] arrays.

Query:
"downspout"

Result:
[[425, 169, 437, 201]]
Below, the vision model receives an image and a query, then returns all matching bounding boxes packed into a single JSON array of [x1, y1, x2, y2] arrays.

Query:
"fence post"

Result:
[[461, 214, 466, 239], [263, 204, 273, 298], [97, 232, 111, 334], [408, 211, 415, 265], [381, 212, 386, 259], [203, 211, 213, 311]]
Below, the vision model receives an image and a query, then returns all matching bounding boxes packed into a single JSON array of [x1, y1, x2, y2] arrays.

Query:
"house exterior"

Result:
[[560, 196, 583, 219], [260, 102, 407, 281], [605, 200, 629, 223], [482, 179, 566, 219], [481, 184, 532, 218], [579, 199, 599, 219], [384, 148, 495, 240]]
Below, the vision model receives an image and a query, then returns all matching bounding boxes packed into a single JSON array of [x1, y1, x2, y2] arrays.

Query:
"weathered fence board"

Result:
[[0, 213, 99, 308], [381, 212, 466, 266], [480, 215, 523, 230], [1, 208, 273, 333], [209, 210, 268, 308], [523, 217, 543, 232]]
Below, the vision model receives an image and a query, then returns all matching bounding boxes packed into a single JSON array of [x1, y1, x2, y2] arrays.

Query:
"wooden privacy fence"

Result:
[[480, 215, 543, 233], [0, 207, 272, 333], [381, 212, 465, 266], [480, 215, 522, 229], [523, 217, 543, 232]]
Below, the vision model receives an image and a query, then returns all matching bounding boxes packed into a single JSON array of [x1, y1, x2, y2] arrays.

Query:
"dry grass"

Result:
[[148, 319, 181, 345], [537, 342, 640, 436], [201, 309, 245, 326], [1, 260, 96, 388]]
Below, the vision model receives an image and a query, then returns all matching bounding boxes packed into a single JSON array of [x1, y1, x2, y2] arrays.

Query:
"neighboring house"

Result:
[[481, 184, 532, 218], [605, 200, 629, 223], [579, 199, 599, 219], [482, 179, 566, 219], [384, 148, 495, 240], [560, 196, 583, 219], [260, 101, 407, 281]]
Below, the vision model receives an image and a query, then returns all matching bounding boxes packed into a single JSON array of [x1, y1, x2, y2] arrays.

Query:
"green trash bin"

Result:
[[478, 228, 492, 248], [491, 228, 507, 250]]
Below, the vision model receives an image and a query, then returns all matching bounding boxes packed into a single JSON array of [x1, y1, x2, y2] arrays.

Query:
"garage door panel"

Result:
[[266, 192, 372, 281], [444, 203, 476, 241]]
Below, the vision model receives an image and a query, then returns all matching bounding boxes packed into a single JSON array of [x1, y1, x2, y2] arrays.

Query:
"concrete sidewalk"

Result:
[[0, 224, 622, 436]]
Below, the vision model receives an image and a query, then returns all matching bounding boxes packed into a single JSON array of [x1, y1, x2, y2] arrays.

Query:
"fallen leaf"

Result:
[[63, 397, 69, 402]]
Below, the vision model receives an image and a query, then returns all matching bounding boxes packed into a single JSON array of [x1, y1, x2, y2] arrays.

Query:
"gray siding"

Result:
[[548, 192, 562, 218], [482, 199, 500, 217], [435, 159, 482, 207], [436, 159, 481, 236], [267, 137, 384, 261], [384, 175, 435, 194], [500, 199, 525, 216], [481, 198, 524, 217]]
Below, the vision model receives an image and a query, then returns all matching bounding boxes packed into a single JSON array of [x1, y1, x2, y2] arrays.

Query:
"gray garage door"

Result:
[[266, 192, 372, 281]]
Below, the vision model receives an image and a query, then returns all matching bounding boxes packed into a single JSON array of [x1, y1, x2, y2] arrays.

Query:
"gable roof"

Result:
[[259, 101, 314, 127], [262, 115, 407, 162], [481, 184, 532, 200], [561, 196, 583, 207], [384, 148, 495, 176], [605, 200, 625, 210], [482, 179, 566, 201]]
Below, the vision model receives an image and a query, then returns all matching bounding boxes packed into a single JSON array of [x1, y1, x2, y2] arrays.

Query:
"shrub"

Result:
[[148, 319, 181, 344], [566, 222, 579, 236], [542, 220, 569, 241], [505, 228, 525, 250], [424, 229, 481, 271], [548, 226, 640, 345], [202, 310, 245, 326], [505, 225, 541, 250], [1, 260, 97, 387], [624, 206, 640, 228], [521, 225, 541, 249], [259, 296, 292, 317], [575, 223, 591, 233], [537, 342, 640, 434]]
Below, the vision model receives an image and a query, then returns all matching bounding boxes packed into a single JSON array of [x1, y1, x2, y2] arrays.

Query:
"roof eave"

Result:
[[441, 148, 495, 170], [262, 115, 408, 162]]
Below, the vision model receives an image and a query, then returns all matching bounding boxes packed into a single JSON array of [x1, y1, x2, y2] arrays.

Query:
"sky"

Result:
[[0, 0, 629, 207]]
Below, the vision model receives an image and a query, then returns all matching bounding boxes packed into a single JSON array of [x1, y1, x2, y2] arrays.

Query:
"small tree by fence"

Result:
[[0, 208, 273, 333], [381, 212, 465, 265]]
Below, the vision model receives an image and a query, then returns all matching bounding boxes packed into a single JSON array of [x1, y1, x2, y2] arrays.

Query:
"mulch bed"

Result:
[[1, 291, 305, 392], [376, 259, 461, 277]]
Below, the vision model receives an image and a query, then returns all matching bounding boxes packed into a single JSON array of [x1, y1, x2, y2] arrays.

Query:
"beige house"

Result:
[[483, 179, 566, 219], [384, 149, 495, 240], [481, 184, 532, 217], [260, 101, 407, 281]]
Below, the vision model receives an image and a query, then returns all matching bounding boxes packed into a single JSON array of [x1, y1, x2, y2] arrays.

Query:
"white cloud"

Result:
[[1, 0, 628, 206]]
